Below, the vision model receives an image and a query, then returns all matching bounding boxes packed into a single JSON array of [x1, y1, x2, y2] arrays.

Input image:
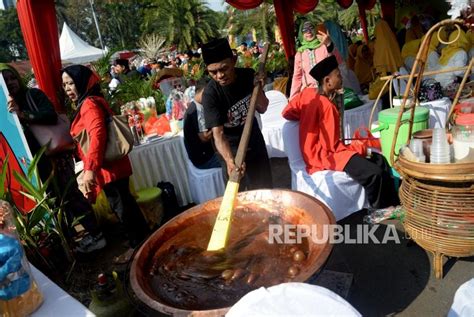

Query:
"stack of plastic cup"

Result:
[[409, 138, 425, 162], [430, 128, 450, 164]]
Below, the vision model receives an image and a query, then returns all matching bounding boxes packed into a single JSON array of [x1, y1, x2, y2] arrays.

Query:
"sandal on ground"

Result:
[[113, 248, 135, 264]]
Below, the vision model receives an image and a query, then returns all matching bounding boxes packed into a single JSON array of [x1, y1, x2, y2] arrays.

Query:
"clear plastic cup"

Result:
[[430, 146, 450, 163], [432, 128, 448, 141], [430, 139, 450, 163], [430, 158, 450, 164], [429, 128, 451, 164], [409, 139, 424, 155]]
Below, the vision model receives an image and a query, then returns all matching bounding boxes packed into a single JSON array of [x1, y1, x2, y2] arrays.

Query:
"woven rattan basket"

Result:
[[388, 19, 474, 278], [396, 171, 474, 278]]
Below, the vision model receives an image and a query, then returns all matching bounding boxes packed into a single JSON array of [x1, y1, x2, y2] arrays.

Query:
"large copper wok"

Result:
[[130, 189, 335, 316]]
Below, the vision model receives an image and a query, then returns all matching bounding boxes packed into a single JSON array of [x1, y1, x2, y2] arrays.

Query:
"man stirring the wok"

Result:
[[201, 38, 273, 189]]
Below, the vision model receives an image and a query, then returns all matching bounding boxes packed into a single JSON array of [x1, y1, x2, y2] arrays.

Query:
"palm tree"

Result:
[[142, 0, 220, 51], [137, 34, 167, 60]]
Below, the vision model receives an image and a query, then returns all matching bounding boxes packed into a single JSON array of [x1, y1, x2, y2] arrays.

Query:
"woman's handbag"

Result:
[[25, 91, 75, 155], [74, 98, 134, 163]]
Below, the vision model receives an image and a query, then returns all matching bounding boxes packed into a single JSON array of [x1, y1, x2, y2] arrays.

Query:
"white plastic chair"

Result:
[[179, 138, 225, 204], [261, 90, 288, 158], [282, 120, 369, 221]]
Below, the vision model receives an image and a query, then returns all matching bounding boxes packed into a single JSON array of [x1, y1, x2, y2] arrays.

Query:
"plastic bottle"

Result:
[[88, 272, 133, 317], [363, 206, 405, 224], [453, 113, 474, 163], [0, 200, 43, 316]]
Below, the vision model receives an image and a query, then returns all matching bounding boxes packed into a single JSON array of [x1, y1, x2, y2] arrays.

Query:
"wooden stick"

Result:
[[207, 43, 270, 252], [380, 65, 471, 81], [446, 57, 474, 126], [389, 19, 465, 165], [342, 137, 379, 141]]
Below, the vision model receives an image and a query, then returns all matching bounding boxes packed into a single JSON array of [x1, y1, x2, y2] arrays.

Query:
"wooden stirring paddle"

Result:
[[207, 43, 270, 252]]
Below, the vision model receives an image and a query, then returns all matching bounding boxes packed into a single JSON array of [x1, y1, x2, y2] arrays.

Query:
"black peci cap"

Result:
[[201, 38, 233, 65], [309, 55, 339, 83]]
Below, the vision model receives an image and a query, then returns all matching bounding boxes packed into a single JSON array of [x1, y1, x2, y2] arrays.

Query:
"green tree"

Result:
[[338, 2, 360, 32], [56, 0, 147, 51], [56, 0, 96, 46], [99, 1, 146, 50], [142, 0, 220, 51], [299, 0, 339, 26], [0, 8, 27, 62], [227, 1, 276, 44]]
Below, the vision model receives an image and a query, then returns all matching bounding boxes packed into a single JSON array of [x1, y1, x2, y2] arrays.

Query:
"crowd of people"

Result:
[[3, 11, 472, 263]]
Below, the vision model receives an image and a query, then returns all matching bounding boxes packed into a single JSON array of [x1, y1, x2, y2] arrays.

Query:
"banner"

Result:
[[0, 74, 36, 213]]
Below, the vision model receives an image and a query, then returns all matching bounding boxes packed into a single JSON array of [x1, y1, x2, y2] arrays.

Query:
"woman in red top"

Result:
[[61, 65, 149, 251]]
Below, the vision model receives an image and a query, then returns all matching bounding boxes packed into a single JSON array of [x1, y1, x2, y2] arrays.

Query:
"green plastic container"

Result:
[[373, 106, 429, 165]]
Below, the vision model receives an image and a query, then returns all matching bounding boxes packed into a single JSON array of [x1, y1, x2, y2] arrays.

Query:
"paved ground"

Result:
[[270, 157, 474, 317]]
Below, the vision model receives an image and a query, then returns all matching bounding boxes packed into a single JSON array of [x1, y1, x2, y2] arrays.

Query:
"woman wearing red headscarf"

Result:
[[61, 65, 149, 257]]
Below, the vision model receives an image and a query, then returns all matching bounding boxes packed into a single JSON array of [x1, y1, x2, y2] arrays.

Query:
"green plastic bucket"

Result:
[[373, 106, 429, 164]]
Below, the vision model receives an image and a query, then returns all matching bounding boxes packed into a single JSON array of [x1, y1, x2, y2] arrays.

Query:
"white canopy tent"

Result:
[[59, 22, 106, 64]]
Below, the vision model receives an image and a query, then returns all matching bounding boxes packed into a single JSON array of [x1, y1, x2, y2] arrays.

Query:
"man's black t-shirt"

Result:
[[183, 102, 215, 167], [202, 67, 273, 190], [203, 68, 257, 136]]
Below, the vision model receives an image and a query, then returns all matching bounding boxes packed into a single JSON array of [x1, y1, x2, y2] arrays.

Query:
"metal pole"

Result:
[[89, 0, 105, 52]]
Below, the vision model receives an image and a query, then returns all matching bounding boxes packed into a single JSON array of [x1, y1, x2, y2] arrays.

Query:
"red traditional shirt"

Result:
[[282, 88, 366, 174]]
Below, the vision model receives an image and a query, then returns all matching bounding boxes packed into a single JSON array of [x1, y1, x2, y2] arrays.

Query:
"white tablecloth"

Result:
[[420, 97, 451, 128], [343, 95, 379, 139], [31, 264, 95, 317], [129, 134, 192, 206]]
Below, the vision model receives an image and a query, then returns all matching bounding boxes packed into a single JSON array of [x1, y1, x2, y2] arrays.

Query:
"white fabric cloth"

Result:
[[282, 120, 369, 221], [129, 134, 192, 206], [448, 278, 474, 317], [435, 50, 468, 88], [340, 62, 361, 94], [59, 23, 105, 64], [392, 66, 410, 96], [227, 282, 361, 317], [180, 138, 225, 204], [31, 264, 95, 317], [195, 101, 207, 132], [108, 78, 120, 92], [426, 51, 441, 79], [404, 56, 416, 73], [343, 95, 379, 139], [261, 90, 289, 158], [420, 97, 451, 128]]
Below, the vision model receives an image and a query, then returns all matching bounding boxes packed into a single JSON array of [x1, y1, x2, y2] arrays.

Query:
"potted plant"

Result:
[[1, 147, 83, 281]]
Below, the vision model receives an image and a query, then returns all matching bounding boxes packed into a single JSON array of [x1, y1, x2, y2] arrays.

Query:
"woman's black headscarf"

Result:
[[61, 64, 103, 107]]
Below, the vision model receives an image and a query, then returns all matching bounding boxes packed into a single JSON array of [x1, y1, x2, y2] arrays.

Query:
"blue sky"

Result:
[[205, 0, 226, 12]]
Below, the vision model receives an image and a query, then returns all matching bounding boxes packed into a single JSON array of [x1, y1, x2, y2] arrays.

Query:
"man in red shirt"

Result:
[[282, 55, 398, 209]]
